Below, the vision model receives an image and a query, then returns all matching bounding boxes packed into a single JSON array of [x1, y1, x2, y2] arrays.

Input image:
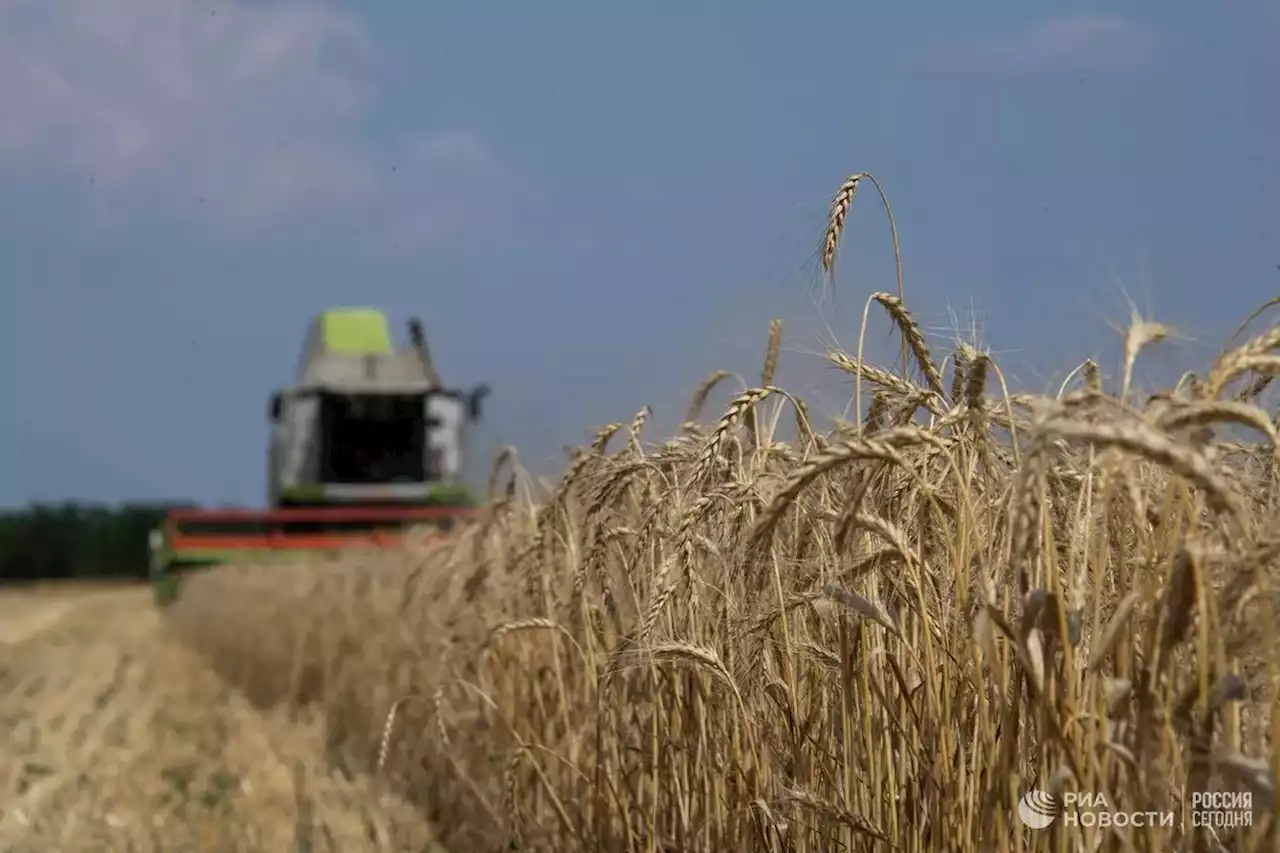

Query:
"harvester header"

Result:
[[150, 308, 490, 600]]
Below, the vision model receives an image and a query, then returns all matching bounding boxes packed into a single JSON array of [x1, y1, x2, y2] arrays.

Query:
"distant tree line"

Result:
[[0, 502, 192, 583]]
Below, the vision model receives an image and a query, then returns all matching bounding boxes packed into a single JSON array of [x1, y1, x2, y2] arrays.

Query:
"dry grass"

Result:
[[158, 177, 1280, 851], [0, 586, 437, 852]]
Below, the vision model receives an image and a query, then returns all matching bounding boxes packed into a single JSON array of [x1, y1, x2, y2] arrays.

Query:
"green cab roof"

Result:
[[319, 308, 393, 354]]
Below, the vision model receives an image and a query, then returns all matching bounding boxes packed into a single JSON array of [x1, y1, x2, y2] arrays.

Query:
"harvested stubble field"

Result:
[[0, 583, 437, 852], [5, 181, 1280, 853]]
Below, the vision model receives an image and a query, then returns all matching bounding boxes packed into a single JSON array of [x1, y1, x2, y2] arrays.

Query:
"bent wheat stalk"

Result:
[[821, 171, 907, 378]]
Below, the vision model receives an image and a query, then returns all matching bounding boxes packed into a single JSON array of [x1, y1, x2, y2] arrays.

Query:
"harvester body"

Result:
[[267, 308, 484, 508], [150, 308, 489, 598]]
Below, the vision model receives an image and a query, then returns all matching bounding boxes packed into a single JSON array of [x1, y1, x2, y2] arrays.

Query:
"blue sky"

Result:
[[1, 1, 1276, 507]]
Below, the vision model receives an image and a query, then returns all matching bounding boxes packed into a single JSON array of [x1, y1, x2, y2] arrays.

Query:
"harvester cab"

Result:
[[266, 308, 489, 509], [149, 309, 489, 602]]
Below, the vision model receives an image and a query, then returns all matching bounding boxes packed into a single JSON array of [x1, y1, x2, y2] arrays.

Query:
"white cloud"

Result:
[[0, 0, 497, 239], [911, 14, 1157, 75]]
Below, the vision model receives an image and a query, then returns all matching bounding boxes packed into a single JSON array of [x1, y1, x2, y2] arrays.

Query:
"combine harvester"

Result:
[[149, 308, 490, 603]]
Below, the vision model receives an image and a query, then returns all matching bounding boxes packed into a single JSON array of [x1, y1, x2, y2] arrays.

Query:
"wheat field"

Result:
[[3, 177, 1278, 852]]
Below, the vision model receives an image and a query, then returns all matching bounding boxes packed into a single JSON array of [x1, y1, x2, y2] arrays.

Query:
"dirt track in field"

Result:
[[0, 584, 437, 853]]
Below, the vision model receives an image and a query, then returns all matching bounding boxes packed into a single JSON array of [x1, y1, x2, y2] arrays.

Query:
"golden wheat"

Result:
[[157, 175, 1280, 853]]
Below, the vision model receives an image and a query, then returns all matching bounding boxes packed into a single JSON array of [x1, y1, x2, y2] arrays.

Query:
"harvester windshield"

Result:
[[319, 392, 432, 484]]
